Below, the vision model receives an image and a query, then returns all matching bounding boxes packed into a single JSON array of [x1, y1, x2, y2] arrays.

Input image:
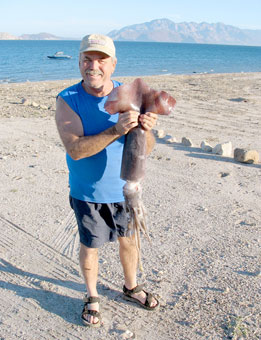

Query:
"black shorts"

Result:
[[69, 196, 128, 248]]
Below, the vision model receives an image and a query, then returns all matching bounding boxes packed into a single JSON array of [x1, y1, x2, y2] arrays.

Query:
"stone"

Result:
[[182, 137, 193, 147], [212, 141, 232, 156], [39, 104, 48, 110], [164, 135, 177, 143], [120, 330, 134, 339], [219, 172, 230, 178], [154, 129, 165, 138], [234, 148, 259, 164], [21, 98, 31, 106], [200, 141, 213, 152]]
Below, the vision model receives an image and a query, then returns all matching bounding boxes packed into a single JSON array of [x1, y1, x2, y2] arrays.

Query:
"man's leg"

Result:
[[79, 243, 100, 324], [118, 236, 158, 307]]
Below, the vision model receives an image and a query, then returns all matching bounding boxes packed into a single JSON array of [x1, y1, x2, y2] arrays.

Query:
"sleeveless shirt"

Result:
[[58, 80, 125, 203]]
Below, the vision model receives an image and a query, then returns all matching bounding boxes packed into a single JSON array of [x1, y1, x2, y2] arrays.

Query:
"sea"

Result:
[[0, 40, 261, 83]]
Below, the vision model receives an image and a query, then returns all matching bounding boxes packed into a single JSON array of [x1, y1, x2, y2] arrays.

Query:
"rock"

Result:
[[219, 172, 230, 178], [120, 330, 134, 339], [234, 148, 259, 164], [200, 141, 213, 152], [21, 98, 31, 106], [182, 137, 193, 147], [31, 102, 39, 108], [224, 287, 230, 294], [154, 129, 165, 138], [212, 141, 232, 156], [39, 104, 49, 110], [164, 135, 177, 143]]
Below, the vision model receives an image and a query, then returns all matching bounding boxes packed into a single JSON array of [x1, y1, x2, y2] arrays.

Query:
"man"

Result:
[[55, 34, 159, 328]]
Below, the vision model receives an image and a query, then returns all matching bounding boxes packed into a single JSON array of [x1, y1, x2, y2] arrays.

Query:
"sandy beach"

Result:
[[0, 72, 260, 339]]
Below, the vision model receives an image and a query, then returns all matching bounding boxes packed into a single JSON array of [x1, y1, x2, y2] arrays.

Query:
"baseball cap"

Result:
[[79, 34, 116, 58]]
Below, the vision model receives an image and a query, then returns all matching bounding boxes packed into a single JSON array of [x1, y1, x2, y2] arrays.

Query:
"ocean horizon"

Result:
[[0, 40, 261, 83]]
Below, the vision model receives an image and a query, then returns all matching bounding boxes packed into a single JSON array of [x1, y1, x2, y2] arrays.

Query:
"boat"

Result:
[[47, 51, 72, 59]]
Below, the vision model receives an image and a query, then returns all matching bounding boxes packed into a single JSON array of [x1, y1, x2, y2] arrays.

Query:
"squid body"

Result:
[[105, 78, 176, 270]]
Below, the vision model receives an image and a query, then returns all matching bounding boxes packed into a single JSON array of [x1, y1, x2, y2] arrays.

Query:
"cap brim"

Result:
[[79, 47, 115, 58]]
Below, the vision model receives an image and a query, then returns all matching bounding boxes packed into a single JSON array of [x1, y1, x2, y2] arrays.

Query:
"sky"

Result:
[[1, 0, 261, 38]]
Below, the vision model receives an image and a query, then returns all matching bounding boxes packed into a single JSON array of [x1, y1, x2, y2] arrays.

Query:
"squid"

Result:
[[105, 78, 176, 270]]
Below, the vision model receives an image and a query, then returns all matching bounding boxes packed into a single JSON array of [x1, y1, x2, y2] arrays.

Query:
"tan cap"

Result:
[[79, 34, 116, 58]]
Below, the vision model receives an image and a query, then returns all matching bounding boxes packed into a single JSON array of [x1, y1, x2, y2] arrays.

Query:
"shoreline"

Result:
[[1, 70, 261, 86]]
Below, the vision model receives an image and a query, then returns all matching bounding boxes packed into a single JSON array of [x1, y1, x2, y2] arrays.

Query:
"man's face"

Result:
[[79, 51, 117, 93]]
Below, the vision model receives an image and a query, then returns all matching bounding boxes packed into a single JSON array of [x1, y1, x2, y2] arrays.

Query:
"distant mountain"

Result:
[[0, 32, 19, 40], [19, 32, 65, 40], [2, 20, 261, 45], [0, 32, 77, 40], [108, 18, 261, 46]]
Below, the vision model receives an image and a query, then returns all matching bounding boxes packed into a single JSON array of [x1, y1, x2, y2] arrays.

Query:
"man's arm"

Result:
[[55, 96, 140, 160]]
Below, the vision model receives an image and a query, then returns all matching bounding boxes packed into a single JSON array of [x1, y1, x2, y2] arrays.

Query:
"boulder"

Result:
[[182, 137, 193, 147], [234, 148, 259, 164], [165, 135, 177, 143], [200, 141, 213, 152], [212, 141, 232, 156]]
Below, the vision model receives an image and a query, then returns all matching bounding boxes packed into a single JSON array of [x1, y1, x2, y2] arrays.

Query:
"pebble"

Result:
[[21, 98, 44, 109], [120, 330, 134, 339], [200, 140, 213, 152], [154, 129, 165, 138], [212, 141, 232, 156], [21, 98, 31, 106], [219, 172, 230, 178], [234, 148, 259, 164], [182, 137, 193, 147], [40, 104, 49, 110], [164, 135, 177, 143]]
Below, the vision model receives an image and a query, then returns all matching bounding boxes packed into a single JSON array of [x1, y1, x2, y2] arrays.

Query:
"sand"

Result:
[[0, 72, 260, 340]]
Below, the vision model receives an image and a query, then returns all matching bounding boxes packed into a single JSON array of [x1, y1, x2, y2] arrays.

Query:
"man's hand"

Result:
[[114, 111, 158, 135], [139, 112, 157, 131], [114, 110, 139, 135]]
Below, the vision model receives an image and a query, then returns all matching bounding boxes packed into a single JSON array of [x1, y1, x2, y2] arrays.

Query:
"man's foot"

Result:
[[123, 284, 159, 310], [81, 296, 101, 327]]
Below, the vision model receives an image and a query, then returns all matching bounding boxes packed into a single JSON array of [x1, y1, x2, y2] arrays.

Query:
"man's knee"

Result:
[[80, 243, 98, 258], [118, 235, 136, 250]]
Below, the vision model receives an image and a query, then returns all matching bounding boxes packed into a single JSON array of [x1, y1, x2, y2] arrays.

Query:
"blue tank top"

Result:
[[58, 80, 126, 203]]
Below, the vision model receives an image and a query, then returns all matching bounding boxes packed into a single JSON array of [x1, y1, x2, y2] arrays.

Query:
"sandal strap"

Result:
[[144, 292, 154, 307], [82, 309, 100, 318], [123, 284, 144, 295], [83, 296, 100, 304]]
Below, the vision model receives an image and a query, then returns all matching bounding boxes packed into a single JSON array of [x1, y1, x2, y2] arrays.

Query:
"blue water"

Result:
[[0, 40, 261, 83]]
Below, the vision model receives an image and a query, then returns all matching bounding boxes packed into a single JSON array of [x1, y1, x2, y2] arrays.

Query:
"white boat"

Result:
[[47, 51, 72, 59]]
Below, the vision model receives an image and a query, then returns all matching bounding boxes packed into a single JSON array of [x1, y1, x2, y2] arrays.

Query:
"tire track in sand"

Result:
[[0, 215, 171, 340]]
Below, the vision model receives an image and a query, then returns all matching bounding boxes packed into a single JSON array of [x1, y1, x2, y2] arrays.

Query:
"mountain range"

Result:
[[1, 19, 261, 46], [108, 19, 261, 46]]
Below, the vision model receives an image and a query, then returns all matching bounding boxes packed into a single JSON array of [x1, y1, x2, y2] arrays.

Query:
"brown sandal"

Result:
[[123, 284, 159, 311], [81, 296, 101, 328]]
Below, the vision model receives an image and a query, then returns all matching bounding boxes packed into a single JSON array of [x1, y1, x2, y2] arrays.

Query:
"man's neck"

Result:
[[82, 80, 114, 97]]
